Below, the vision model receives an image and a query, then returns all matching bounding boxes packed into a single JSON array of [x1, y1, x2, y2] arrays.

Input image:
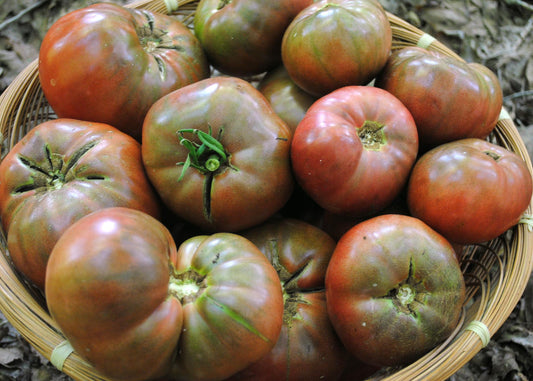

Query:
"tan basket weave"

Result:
[[0, 0, 532, 380]]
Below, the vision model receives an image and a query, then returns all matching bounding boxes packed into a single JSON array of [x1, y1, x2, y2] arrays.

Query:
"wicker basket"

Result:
[[0, 0, 532, 380]]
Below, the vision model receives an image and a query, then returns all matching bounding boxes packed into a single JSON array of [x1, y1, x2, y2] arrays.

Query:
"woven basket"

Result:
[[0, 0, 532, 380]]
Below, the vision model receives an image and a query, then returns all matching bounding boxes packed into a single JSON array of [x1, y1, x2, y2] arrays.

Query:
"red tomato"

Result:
[[291, 85, 418, 218], [0, 119, 160, 289], [39, 3, 209, 140], [194, 0, 313, 76], [325, 214, 466, 367], [230, 218, 349, 380], [46, 207, 284, 381], [142, 76, 294, 232], [407, 138, 533, 244], [281, 0, 392, 96], [375, 47, 503, 149]]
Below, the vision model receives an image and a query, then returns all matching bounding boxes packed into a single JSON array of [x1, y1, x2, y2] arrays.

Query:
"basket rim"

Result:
[[0, 1, 532, 380]]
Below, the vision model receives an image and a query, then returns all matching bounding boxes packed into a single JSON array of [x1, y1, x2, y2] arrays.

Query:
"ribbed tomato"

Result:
[[290, 85, 418, 218], [325, 214, 466, 367], [407, 138, 533, 244], [142, 76, 294, 232], [0, 119, 160, 289], [230, 218, 349, 380], [281, 0, 392, 96], [194, 0, 313, 76], [39, 3, 209, 140], [375, 47, 503, 150], [46, 208, 284, 381]]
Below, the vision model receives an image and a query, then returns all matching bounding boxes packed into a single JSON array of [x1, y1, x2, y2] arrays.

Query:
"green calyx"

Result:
[[176, 125, 231, 181]]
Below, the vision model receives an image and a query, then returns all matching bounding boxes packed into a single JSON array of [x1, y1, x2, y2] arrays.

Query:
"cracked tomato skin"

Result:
[[142, 76, 294, 232], [38, 3, 210, 140], [325, 214, 465, 367], [229, 218, 349, 381], [407, 138, 533, 244], [290, 85, 418, 219], [0, 119, 160, 289]]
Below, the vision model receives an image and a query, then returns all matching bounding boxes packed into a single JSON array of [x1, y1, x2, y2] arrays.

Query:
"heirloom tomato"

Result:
[[258, 65, 318, 132], [230, 218, 349, 380], [375, 47, 503, 150], [194, 0, 313, 76], [407, 138, 533, 244], [142, 76, 294, 232], [325, 214, 466, 367], [291, 85, 418, 218], [39, 3, 209, 140], [0, 119, 160, 289], [46, 207, 284, 381], [281, 0, 392, 96]]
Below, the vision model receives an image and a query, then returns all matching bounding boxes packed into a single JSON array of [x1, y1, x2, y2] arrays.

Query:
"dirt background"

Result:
[[0, 0, 532, 380]]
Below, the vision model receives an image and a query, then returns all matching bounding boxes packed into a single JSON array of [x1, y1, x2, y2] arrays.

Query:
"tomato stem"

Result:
[[169, 270, 206, 304], [358, 120, 387, 150], [176, 125, 232, 180]]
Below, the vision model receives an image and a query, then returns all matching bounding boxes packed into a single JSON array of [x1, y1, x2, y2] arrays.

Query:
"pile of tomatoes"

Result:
[[1, 0, 531, 380]]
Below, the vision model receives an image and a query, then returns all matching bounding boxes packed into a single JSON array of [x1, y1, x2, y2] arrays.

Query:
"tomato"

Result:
[[38, 3, 209, 140], [407, 138, 533, 244], [325, 214, 466, 367], [142, 76, 294, 232], [45, 207, 284, 381], [168, 232, 284, 381], [374, 47, 503, 150], [193, 0, 313, 76], [0, 119, 160, 289], [290, 85, 418, 218], [281, 0, 392, 96], [257, 65, 318, 132], [229, 218, 349, 380]]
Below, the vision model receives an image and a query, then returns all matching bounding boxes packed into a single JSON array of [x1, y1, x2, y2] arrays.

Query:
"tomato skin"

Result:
[[291, 86, 418, 218], [39, 3, 209, 140], [194, 0, 313, 76], [46, 208, 284, 381], [0, 119, 160, 289], [407, 138, 533, 244], [325, 214, 466, 367], [375, 47, 503, 149], [258, 65, 318, 132], [169, 232, 284, 381], [281, 0, 392, 96], [142, 76, 294, 232], [229, 218, 349, 380], [45, 207, 182, 381]]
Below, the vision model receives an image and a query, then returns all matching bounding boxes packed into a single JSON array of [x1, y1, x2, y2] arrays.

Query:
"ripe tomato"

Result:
[[230, 218, 349, 380], [407, 138, 533, 244], [46, 208, 284, 381], [39, 3, 209, 140], [291, 85, 418, 218], [142, 76, 294, 232], [375, 47, 503, 150], [257, 65, 318, 132], [0, 119, 161, 289], [325, 214, 466, 367], [194, 0, 313, 76], [281, 0, 392, 96]]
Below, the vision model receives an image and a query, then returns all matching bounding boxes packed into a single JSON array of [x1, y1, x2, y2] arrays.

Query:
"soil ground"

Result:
[[0, 0, 532, 380]]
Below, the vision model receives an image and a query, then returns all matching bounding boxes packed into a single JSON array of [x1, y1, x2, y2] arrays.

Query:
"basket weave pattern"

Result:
[[0, 0, 532, 380]]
